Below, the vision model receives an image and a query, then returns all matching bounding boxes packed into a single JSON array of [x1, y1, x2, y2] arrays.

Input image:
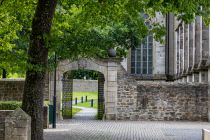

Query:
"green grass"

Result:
[[72, 107, 82, 116], [0, 101, 22, 110], [72, 92, 98, 109], [75, 100, 98, 109], [0, 101, 51, 110], [73, 92, 98, 101], [61, 108, 82, 118]]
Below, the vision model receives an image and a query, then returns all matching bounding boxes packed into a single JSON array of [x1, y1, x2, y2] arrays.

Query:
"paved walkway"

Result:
[[72, 106, 97, 120], [44, 120, 210, 140]]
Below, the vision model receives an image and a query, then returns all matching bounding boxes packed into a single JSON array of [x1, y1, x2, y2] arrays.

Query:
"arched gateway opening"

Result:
[[49, 58, 119, 120], [62, 70, 105, 120]]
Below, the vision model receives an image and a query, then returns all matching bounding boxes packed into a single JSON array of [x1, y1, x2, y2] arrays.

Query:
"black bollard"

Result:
[[75, 98, 77, 105], [81, 96, 83, 103], [91, 99, 93, 107], [85, 96, 88, 102]]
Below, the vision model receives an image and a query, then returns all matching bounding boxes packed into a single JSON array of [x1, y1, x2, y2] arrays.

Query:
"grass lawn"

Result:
[[72, 107, 82, 116], [62, 107, 82, 118], [75, 100, 98, 109], [72, 92, 98, 109], [62, 92, 98, 117], [72, 92, 98, 101]]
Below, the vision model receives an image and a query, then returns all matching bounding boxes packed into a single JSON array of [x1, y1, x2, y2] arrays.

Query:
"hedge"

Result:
[[0, 101, 22, 110], [0, 101, 50, 110]]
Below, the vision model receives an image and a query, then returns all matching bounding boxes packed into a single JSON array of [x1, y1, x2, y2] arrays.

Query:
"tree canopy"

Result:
[[1, 0, 209, 76]]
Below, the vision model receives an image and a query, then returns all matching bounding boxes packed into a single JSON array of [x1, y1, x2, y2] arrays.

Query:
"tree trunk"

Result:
[[22, 0, 57, 140]]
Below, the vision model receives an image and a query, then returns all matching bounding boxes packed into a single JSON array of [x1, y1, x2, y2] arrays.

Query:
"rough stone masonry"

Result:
[[117, 80, 208, 121], [0, 79, 49, 101], [0, 108, 31, 140]]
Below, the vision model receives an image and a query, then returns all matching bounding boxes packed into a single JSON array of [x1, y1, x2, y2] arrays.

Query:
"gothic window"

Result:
[[131, 35, 153, 74]]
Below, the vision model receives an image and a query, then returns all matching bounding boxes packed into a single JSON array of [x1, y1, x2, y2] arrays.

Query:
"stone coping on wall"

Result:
[[0, 110, 14, 118], [73, 79, 98, 82], [135, 81, 208, 85], [0, 78, 25, 81], [129, 74, 167, 80]]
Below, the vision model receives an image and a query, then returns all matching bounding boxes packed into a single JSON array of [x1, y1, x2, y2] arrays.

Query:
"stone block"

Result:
[[43, 106, 49, 129], [107, 82, 117, 87], [202, 129, 210, 140], [14, 128, 27, 136], [106, 114, 116, 120], [106, 97, 116, 103], [4, 108, 31, 140], [15, 120, 28, 128], [108, 67, 117, 71], [108, 62, 117, 67], [108, 72, 117, 81], [19, 136, 27, 140], [107, 86, 117, 92]]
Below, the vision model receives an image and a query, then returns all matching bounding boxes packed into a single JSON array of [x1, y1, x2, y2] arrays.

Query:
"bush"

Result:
[[0, 101, 22, 110], [0, 101, 50, 110]]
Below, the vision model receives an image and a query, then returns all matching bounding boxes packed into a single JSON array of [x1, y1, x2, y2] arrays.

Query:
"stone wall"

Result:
[[0, 110, 13, 140], [73, 79, 98, 92], [0, 79, 24, 101], [0, 79, 49, 101], [0, 108, 31, 140], [117, 80, 208, 121]]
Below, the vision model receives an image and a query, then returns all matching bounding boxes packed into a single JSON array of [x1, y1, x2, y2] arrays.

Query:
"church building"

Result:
[[124, 13, 210, 84]]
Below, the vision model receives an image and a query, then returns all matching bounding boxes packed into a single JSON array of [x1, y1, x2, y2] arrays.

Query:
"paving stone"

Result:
[[44, 120, 210, 140]]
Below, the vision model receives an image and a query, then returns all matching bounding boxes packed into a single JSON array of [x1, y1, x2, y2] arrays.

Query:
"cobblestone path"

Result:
[[72, 106, 97, 120], [44, 120, 210, 140]]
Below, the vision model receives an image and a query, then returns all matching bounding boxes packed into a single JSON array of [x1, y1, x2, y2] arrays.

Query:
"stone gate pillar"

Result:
[[105, 60, 118, 120], [62, 72, 73, 119], [98, 72, 105, 120]]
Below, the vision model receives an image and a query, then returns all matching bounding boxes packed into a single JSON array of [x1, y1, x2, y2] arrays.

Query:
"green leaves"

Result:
[[0, 0, 37, 76], [1, 0, 209, 75]]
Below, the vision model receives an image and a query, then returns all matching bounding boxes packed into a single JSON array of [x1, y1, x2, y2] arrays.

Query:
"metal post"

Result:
[[75, 98, 77, 105], [91, 99, 93, 107], [81, 96, 83, 103], [53, 53, 57, 128]]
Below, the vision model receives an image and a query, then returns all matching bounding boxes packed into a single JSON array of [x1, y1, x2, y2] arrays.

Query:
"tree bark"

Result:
[[22, 0, 57, 140]]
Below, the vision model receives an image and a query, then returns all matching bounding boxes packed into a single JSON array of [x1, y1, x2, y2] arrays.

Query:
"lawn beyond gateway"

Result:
[[72, 92, 98, 111], [72, 92, 98, 101]]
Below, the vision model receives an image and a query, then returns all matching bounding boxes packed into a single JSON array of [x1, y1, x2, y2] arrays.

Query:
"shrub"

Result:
[[0, 101, 22, 110]]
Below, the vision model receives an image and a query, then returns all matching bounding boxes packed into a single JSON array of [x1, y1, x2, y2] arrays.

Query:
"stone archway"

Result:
[[49, 58, 119, 120]]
